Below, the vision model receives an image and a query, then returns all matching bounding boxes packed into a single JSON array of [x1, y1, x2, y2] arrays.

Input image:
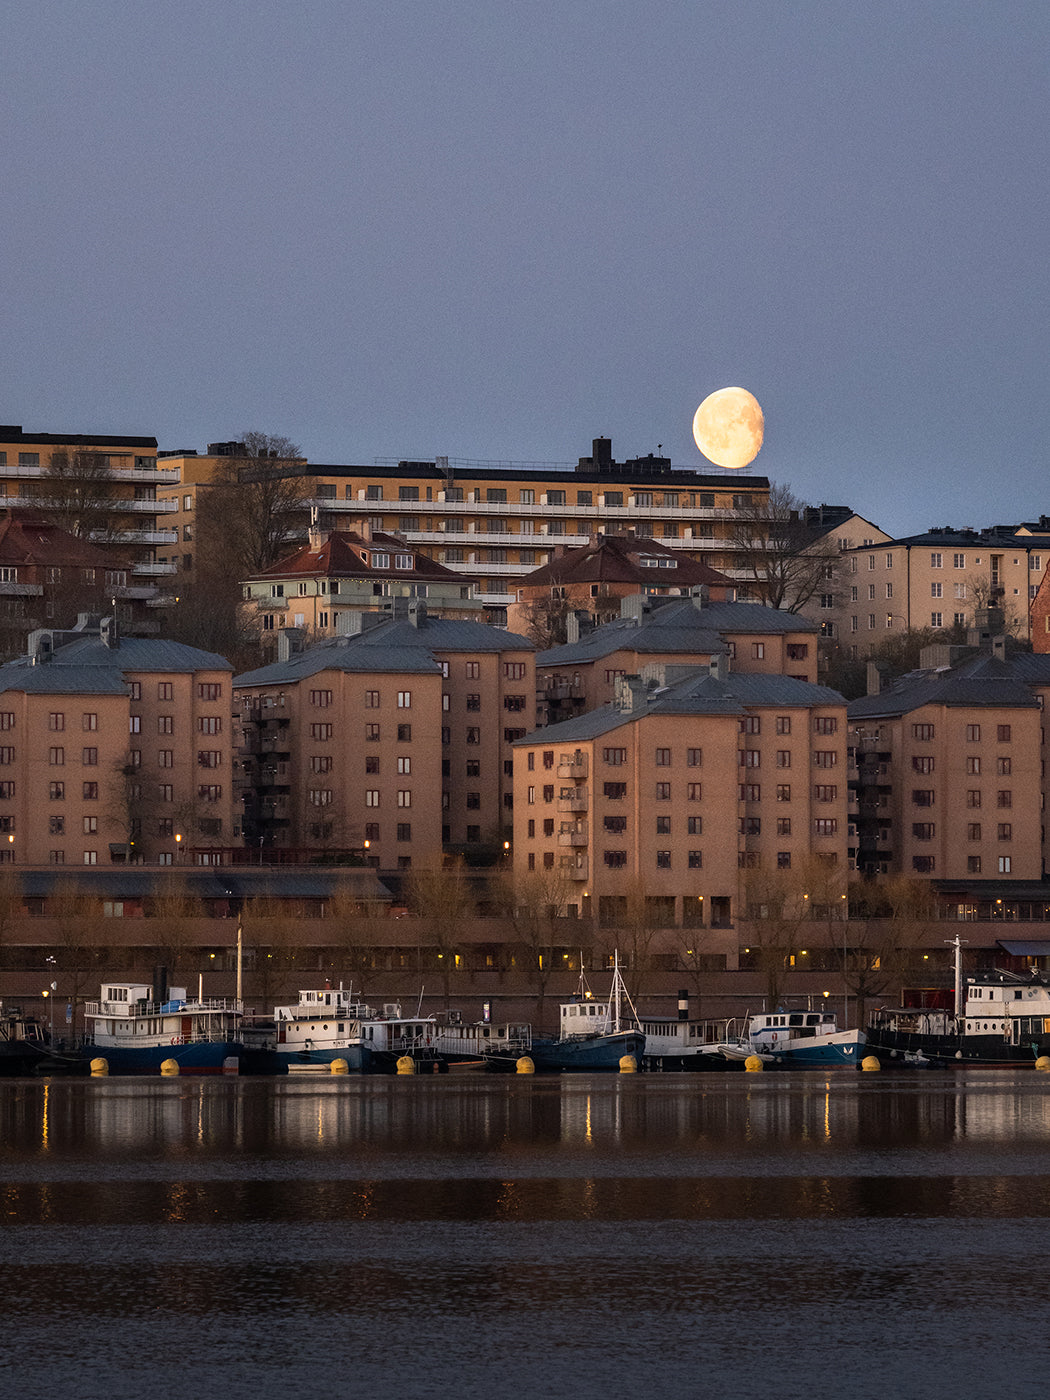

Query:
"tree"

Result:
[[741, 861, 817, 1008], [728, 482, 841, 612], [844, 876, 936, 1027], [33, 448, 115, 540], [492, 864, 574, 1023], [206, 431, 313, 578], [403, 860, 476, 1008], [520, 593, 575, 649]]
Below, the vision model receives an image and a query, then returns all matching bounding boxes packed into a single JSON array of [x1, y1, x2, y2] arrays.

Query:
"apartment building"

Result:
[[0, 617, 234, 867], [512, 666, 849, 942], [831, 524, 1050, 655], [536, 591, 821, 724], [0, 425, 178, 604], [233, 607, 536, 865], [157, 436, 771, 612], [242, 526, 485, 636], [848, 642, 1050, 890]]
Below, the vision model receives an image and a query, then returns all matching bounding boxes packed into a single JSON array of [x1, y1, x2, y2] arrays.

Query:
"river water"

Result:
[[2, 1070, 1050, 1400]]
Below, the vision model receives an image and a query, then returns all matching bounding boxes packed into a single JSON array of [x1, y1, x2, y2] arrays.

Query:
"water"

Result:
[[3, 1071, 1050, 1400]]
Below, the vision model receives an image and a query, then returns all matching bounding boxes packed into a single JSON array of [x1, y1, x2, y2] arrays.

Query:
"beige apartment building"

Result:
[[233, 608, 536, 866], [536, 592, 821, 724], [848, 642, 1050, 890], [157, 436, 771, 614], [0, 617, 234, 867], [513, 666, 849, 949], [831, 524, 1050, 655], [0, 425, 178, 608]]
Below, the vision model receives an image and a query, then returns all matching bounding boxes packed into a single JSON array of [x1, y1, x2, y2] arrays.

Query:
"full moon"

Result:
[[692, 387, 764, 469]]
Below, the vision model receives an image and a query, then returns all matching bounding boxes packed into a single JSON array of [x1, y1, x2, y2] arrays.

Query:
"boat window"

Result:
[[789, 1013, 803, 1026]]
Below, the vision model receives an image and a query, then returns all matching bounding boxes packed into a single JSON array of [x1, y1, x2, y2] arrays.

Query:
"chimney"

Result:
[[566, 610, 593, 645], [592, 437, 613, 473], [615, 673, 649, 712], [101, 614, 119, 649], [620, 594, 647, 625], [277, 627, 306, 662], [866, 660, 886, 696], [709, 651, 728, 681], [690, 584, 710, 611], [28, 630, 54, 665], [307, 506, 325, 551], [408, 600, 428, 628]]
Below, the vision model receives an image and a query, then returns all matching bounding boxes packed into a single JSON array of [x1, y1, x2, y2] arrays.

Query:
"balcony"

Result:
[[558, 825, 588, 848], [565, 857, 588, 881], [557, 753, 588, 780], [105, 529, 179, 546], [132, 561, 178, 576], [557, 788, 588, 813]]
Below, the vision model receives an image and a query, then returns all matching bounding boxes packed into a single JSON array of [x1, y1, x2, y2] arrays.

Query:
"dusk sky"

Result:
[[3, 1, 1048, 537]]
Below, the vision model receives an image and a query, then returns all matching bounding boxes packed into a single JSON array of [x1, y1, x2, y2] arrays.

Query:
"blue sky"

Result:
[[3, 1, 1048, 536]]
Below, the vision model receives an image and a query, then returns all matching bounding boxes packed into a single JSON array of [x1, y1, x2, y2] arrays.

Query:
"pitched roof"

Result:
[[538, 596, 817, 666], [234, 613, 533, 687], [0, 627, 232, 696], [520, 532, 731, 589], [516, 668, 844, 744], [848, 653, 1042, 720], [0, 511, 124, 568], [251, 530, 465, 583]]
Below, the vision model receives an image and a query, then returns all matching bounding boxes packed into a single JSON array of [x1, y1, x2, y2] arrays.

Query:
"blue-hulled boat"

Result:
[[83, 978, 244, 1074], [526, 953, 646, 1072], [718, 1008, 864, 1067]]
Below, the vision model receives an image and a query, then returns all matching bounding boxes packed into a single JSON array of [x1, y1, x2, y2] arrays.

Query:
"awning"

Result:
[[996, 940, 1050, 956]]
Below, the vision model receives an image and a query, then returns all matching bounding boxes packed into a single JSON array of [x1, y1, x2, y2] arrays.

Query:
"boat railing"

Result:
[[85, 997, 244, 1017]]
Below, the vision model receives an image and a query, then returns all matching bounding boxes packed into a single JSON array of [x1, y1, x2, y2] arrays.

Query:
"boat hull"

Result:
[[527, 1029, 646, 1072], [86, 1041, 244, 1075], [865, 1026, 1050, 1067], [765, 1031, 865, 1067]]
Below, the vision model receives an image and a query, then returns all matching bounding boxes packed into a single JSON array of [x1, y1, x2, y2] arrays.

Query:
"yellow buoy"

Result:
[[619, 1053, 638, 1074], [1035, 1055, 1050, 1072], [861, 1055, 881, 1072], [516, 1055, 535, 1075], [330, 1058, 349, 1075], [396, 1055, 416, 1075], [744, 1055, 764, 1073], [160, 1058, 180, 1076], [90, 1057, 109, 1076]]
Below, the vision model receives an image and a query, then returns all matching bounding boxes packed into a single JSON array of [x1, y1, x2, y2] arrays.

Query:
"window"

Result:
[[967, 823, 981, 840], [397, 790, 412, 808], [654, 782, 671, 801], [814, 716, 838, 735], [688, 851, 703, 869], [365, 723, 380, 742], [966, 724, 981, 743], [968, 856, 982, 874], [604, 851, 627, 868], [197, 751, 222, 769], [913, 856, 935, 873], [815, 818, 839, 836], [997, 791, 1012, 809], [198, 716, 222, 734], [752, 643, 765, 659], [953, 553, 965, 569], [48, 747, 64, 766], [912, 723, 935, 741], [911, 789, 933, 807], [603, 748, 627, 766], [48, 712, 65, 732], [48, 782, 63, 799], [311, 755, 333, 774], [931, 582, 942, 598], [740, 716, 761, 735], [868, 583, 876, 600], [605, 669, 625, 684], [776, 751, 791, 769], [997, 724, 1012, 742], [504, 695, 527, 712], [397, 692, 411, 709], [604, 815, 627, 833], [49, 816, 64, 835], [911, 822, 934, 840], [687, 748, 702, 766], [997, 757, 1012, 776], [740, 750, 760, 768], [365, 690, 380, 708], [786, 643, 808, 660], [655, 748, 671, 766], [83, 851, 97, 866], [157, 682, 174, 701], [129, 682, 141, 701], [310, 689, 333, 707], [815, 751, 838, 769], [739, 784, 760, 802], [686, 783, 702, 801], [998, 855, 1012, 874], [83, 782, 98, 800], [466, 727, 481, 745], [83, 816, 98, 834], [998, 823, 1012, 841], [931, 613, 942, 628], [777, 784, 791, 802], [966, 756, 981, 775], [966, 790, 981, 809], [365, 790, 380, 807], [542, 784, 554, 802], [912, 756, 934, 774], [198, 784, 222, 802], [311, 723, 333, 741], [158, 750, 173, 768], [930, 553, 943, 568], [815, 785, 838, 802], [198, 683, 222, 701], [156, 716, 173, 734], [777, 852, 791, 869], [656, 850, 672, 869]]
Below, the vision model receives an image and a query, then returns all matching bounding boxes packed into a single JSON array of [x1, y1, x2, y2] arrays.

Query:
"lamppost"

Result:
[[175, 832, 182, 864]]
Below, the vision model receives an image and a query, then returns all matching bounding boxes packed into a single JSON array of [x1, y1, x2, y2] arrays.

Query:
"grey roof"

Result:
[[0, 632, 231, 697], [235, 615, 532, 687], [849, 654, 1042, 721], [538, 597, 817, 667], [16, 866, 393, 903], [517, 668, 845, 744]]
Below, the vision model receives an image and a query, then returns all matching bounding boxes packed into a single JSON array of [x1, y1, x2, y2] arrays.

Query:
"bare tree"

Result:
[[742, 861, 817, 1008], [520, 593, 575, 649], [728, 482, 841, 612], [33, 449, 115, 540], [492, 865, 574, 1023], [403, 860, 476, 1008], [206, 431, 313, 578]]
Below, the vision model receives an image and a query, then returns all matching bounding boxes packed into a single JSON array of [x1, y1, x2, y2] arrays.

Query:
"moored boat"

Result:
[[84, 976, 244, 1075], [640, 1012, 748, 1071], [865, 939, 1050, 1066], [0, 1003, 54, 1076], [737, 1008, 865, 1067], [241, 984, 371, 1073], [524, 953, 646, 1072], [433, 1012, 531, 1070]]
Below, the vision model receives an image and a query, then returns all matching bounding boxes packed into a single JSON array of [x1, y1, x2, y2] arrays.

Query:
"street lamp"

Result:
[[175, 833, 182, 864]]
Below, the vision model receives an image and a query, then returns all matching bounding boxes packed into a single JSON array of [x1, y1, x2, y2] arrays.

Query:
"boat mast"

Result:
[[945, 934, 967, 1017], [612, 950, 622, 1032], [236, 920, 243, 1008]]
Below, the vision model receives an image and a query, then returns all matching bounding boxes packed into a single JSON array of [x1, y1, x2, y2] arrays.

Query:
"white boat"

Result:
[[527, 953, 647, 1072], [242, 985, 371, 1073], [726, 1008, 864, 1067], [640, 1014, 749, 1071], [433, 1012, 531, 1070], [84, 978, 244, 1074]]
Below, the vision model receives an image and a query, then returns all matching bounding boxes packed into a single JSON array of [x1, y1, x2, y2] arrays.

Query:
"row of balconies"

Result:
[[326, 495, 739, 519]]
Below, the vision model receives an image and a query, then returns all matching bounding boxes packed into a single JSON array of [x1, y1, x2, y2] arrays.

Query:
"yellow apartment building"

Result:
[[0, 425, 178, 606], [0, 617, 234, 866], [513, 665, 849, 952], [849, 644, 1050, 887], [233, 608, 536, 865], [157, 435, 771, 614]]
